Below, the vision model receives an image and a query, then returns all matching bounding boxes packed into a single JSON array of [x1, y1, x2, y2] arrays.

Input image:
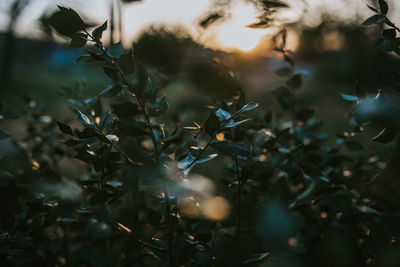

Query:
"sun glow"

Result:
[[217, 3, 265, 52]]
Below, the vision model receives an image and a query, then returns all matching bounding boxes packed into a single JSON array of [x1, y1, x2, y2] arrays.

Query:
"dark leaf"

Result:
[[99, 111, 112, 130], [199, 12, 223, 28], [56, 121, 74, 135], [367, 5, 379, 13], [98, 84, 123, 98], [287, 74, 302, 89], [69, 33, 87, 48], [383, 28, 396, 39], [378, 0, 388, 15], [92, 21, 107, 41], [223, 119, 251, 128], [210, 141, 246, 155], [362, 14, 384, 25], [204, 111, 220, 136], [372, 128, 397, 143], [77, 111, 91, 126], [48, 6, 87, 36], [118, 51, 135, 75], [147, 97, 168, 116], [264, 110, 273, 123], [261, 0, 289, 8], [107, 42, 124, 58], [103, 67, 120, 81], [112, 102, 140, 118], [354, 81, 366, 99]]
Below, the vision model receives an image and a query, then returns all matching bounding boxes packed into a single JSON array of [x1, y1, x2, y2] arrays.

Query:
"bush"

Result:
[[1, 1, 400, 266]]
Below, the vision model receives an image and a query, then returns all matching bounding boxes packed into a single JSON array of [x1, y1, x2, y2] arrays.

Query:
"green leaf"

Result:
[[354, 81, 366, 99], [215, 108, 231, 121], [239, 102, 258, 112], [56, 121, 74, 135], [204, 111, 220, 136], [372, 128, 397, 143], [107, 42, 124, 58], [223, 119, 251, 128], [178, 153, 196, 169], [210, 141, 246, 155], [340, 93, 358, 101], [197, 154, 218, 164], [48, 6, 87, 36], [103, 67, 120, 81], [98, 84, 123, 98], [243, 252, 270, 264], [147, 96, 168, 116], [99, 111, 112, 130], [92, 21, 107, 41], [0, 129, 10, 139], [118, 51, 135, 75], [112, 101, 140, 118], [378, 0, 388, 15], [383, 28, 396, 39], [367, 5, 379, 13], [362, 14, 384, 25], [77, 111, 91, 126], [69, 33, 87, 48]]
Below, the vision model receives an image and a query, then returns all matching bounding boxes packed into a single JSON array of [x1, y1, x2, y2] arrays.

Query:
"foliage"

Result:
[[1, 2, 400, 267]]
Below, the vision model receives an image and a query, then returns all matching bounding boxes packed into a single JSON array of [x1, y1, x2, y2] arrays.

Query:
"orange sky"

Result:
[[1, 0, 399, 52]]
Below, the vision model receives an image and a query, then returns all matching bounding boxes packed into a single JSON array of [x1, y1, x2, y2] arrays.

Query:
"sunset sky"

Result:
[[1, 0, 399, 52]]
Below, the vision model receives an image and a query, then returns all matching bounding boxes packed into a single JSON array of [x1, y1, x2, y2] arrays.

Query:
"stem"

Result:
[[234, 156, 241, 235]]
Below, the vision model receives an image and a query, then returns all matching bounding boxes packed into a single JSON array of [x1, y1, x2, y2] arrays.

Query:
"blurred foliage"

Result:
[[2, 1, 400, 267]]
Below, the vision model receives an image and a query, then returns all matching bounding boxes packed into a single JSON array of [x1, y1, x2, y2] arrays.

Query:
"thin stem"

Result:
[[234, 156, 241, 235]]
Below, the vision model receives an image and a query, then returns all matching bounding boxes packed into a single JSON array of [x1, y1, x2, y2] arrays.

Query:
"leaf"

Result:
[[118, 51, 135, 75], [383, 28, 396, 39], [147, 97, 168, 116], [112, 101, 140, 118], [367, 5, 379, 13], [107, 42, 124, 58], [204, 111, 220, 136], [92, 21, 107, 41], [243, 252, 270, 264], [239, 102, 258, 113], [372, 128, 397, 143], [215, 108, 231, 121], [356, 205, 381, 215], [210, 141, 246, 155], [69, 33, 87, 48], [103, 67, 120, 81], [178, 153, 196, 169], [362, 14, 384, 25], [0, 129, 10, 139], [340, 93, 358, 102], [197, 153, 218, 164], [261, 1, 289, 8], [99, 111, 111, 130], [354, 81, 366, 99], [378, 0, 388, 15], [223, 119, 251, 128], [48, 6, 87, 36], [98, 84, 123, 98], [77, 111, 91, 126], [56, 121, 74, 135]]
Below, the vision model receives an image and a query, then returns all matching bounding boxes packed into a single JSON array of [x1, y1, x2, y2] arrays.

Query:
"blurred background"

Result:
[[1, 0, 400, 136]]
